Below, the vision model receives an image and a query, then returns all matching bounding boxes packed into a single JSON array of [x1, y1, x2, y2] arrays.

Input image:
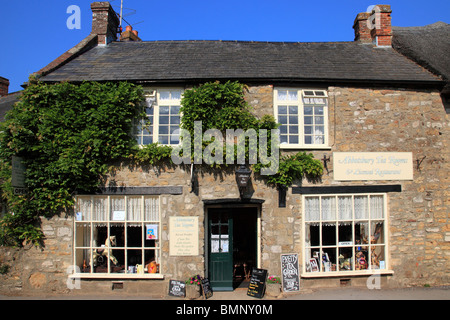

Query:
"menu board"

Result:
[[201, 278, 213, 299], [168, 280, 186, 297], [247, 268, 267, 298], [169, 216, 199, 256], [281, 253, 300, 292]]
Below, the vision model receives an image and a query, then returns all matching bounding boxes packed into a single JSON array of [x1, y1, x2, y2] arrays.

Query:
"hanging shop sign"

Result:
[[333, 152, 413, 181], [169, 216, 199, 256]]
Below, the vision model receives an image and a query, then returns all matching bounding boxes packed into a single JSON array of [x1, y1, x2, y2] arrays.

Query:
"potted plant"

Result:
[[185, 275, 202, 299], [266, 276, 282, 298]]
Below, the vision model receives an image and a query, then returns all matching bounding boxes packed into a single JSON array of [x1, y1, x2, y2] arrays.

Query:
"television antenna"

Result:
[[111, 0, 144, 29]]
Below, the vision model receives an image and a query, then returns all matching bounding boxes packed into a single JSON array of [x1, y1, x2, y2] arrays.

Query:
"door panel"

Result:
[[208, 210, 233, 291]]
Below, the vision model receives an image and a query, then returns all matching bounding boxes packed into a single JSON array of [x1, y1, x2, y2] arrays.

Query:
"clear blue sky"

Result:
[[1, 0, 449, 93]]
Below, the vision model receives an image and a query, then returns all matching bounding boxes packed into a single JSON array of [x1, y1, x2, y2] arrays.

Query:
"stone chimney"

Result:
[[0, 77, 9, 97], [91, 2, 120, 45], [353, 5, 392, 47]]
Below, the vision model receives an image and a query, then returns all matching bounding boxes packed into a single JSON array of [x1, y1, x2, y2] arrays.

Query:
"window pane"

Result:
[[338, 196, 352, 220], [158, 136, 169, 144], [289, 106, 298, 114], [304, 116, 313, 124], [321, 196, 336, 220], [304, 136, 312, 144], [289, 135, 298, 144], [280, 135, 288, 144], [278, 105, 287, 114], [159, 91, 170, 100], [160, 106, 169, 114], [315, 116, 324, 124], [142, 136, 153, 145], [170, 90, 182, 100], [314, 106, 324, 115], [304, 106, 313, 115], [304, 126, 312, 134], [159, 115, 169, 125], [370, 195, 384, 219], [279, 116, 287, 124], [289, 126, 298, 134], [289, 116, 298, 124], [339, 247, 353, 271], [288, 90, 298, 101], [354, 196, 368, 219], [171, 105, 180, 114], [354, 222, 369, 246], [279, 126, 287, 134], [305, 197, 320, 221], [322, 224, 336, 246], [371, 246, 385, 270], [278, 90, 287, 100]]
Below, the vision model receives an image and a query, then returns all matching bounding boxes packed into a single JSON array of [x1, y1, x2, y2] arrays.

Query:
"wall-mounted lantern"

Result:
[[235, 165, 252, 198]]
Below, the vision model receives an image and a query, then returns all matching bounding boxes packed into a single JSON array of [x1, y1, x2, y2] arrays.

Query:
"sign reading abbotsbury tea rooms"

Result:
[[169, 216, 199, 256], [333, 152, 413, 181]]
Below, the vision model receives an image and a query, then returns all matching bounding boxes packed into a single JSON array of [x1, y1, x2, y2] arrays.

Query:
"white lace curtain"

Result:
[[77, 196, 159, 222], [305, 195, 384, 222]]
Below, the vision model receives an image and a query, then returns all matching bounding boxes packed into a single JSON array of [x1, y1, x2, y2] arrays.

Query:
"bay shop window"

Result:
[[302, 194, 389, 275], [74, 195, 162, 278]]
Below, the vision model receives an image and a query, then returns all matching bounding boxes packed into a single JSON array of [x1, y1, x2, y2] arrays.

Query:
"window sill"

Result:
[[69, 273, 165, 280], [301, 269, 394, 278]]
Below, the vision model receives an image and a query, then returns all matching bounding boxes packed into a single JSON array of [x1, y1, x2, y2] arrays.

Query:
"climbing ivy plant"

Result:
[[0, 79, 322, 247], [0, 79, 146, 246]]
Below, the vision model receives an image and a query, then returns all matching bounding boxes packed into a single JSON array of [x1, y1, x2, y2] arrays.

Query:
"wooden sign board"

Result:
[[247, 268, 267, 299], [281, 253, 300, 292], [168, 280, 186, 298], [201, 277, 213, 299]]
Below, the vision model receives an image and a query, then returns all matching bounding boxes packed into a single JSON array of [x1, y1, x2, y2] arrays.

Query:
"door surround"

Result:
[[204, 199, 263, 290]]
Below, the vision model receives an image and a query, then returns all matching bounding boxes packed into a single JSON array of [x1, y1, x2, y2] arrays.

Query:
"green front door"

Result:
[[208, 209, 233, 291]]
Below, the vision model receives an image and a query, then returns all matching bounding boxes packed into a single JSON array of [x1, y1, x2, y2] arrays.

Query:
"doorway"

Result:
[[206, 206, 258, 291]]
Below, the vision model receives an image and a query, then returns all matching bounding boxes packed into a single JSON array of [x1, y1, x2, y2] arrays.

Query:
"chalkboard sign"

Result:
[[247, 268, 267, 298], [201, 278, 213, 299], [281, 253, 300, 292], [168, 280, 186, 297]]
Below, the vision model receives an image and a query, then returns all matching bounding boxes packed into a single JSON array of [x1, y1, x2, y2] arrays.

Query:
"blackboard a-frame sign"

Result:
[[201, 278, 213, 299], [281, 253, 300, 292], [168, 280, 186, 297], [247, 268, 268, 298]]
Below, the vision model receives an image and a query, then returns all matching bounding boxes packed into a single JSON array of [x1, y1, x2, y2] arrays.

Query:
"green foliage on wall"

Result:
[[0, 79, 146, 246]]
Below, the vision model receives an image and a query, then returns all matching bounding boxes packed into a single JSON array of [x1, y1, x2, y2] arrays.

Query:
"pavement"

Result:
[[1, 285, 449, 300]]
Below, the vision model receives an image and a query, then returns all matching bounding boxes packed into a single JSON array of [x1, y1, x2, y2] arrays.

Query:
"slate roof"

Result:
[[39, 40, 441, 86], [392, 22, 450, 93], [0, 92, 21, 122]]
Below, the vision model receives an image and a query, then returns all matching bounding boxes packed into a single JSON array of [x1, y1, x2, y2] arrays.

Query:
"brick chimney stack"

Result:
[[91, 2, 120, 45], [0, 77, 9, 97], [353, 5, 392, 47]]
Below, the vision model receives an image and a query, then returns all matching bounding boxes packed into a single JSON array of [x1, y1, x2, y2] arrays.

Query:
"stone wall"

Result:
[[1, 84, 448, 296]]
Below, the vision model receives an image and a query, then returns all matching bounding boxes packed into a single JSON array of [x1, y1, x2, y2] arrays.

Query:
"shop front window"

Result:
[[74, 195, 161, 277], [303, 194, 387, 274]]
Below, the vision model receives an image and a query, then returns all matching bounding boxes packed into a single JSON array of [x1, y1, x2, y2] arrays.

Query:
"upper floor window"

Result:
[[136, 89, 182, 146], [274, 88, 328, 149]]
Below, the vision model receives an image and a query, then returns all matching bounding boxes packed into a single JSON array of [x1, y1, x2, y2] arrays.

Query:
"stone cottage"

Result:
[[0, 2, 448, 296]]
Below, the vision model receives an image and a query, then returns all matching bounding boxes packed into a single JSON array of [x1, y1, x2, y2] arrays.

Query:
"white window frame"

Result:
[[274, 88, 329, 149], [71, 195, 163, 279], [136, 88, 183, 146], [301, 193, 393, 277]]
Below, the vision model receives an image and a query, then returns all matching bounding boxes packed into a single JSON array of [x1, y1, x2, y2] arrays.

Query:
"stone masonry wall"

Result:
[[0, 84, 448, 296]]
